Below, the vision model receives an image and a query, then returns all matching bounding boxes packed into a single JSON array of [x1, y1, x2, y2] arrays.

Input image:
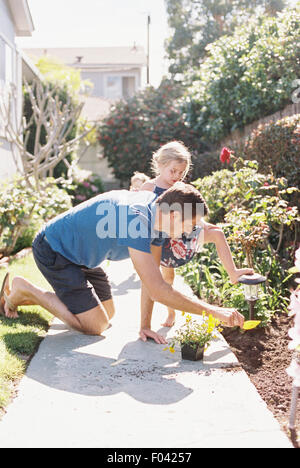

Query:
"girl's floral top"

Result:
[[153, 185, 202, 268]]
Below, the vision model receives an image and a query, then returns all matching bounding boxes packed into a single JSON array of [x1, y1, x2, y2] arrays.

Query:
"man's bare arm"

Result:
[[139, 245, 166, 344], [129, 247, 245, 331]]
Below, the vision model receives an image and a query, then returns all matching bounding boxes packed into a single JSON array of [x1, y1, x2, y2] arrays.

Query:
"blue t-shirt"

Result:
[[44, 190, 164, 268]]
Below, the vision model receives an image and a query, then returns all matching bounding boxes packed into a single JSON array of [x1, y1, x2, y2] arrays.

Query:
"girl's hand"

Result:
[[230, 268, 254, 284]]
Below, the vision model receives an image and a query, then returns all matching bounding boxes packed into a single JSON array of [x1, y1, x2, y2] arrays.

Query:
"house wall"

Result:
[[0, 0, 22, 181], [81, 68, 141, 100]]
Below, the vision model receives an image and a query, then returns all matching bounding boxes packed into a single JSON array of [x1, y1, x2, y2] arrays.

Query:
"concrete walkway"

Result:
[[0, 259, 293, 448]]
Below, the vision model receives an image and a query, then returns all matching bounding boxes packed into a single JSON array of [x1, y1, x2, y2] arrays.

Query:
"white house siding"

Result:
[[0, 0, 15, 39], [0, 0, 23, 181]]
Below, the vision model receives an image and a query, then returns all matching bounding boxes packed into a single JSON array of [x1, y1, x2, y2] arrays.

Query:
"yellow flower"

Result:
[[163, 346, 175, 354], [207, 314, 215, 333]]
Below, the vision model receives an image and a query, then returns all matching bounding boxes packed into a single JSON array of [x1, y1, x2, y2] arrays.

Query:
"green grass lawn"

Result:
[[0, 253, 53, 415]]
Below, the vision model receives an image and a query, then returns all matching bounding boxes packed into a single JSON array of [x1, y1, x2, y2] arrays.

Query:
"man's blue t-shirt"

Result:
[[44, 190, 164, 268]]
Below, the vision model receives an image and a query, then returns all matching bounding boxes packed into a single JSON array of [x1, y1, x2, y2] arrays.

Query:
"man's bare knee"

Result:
[[81, 322, 108, 336], [82, 326, 105, 336], [76, 304, 110, 336]]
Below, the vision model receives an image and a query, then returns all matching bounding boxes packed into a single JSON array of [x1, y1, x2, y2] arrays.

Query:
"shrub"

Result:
[[97, 79, 204, 185], [0, 177, 72, 256], [185, 6, 300, 142], [65, 167, 104, 206], [243, 114, 300, 189]]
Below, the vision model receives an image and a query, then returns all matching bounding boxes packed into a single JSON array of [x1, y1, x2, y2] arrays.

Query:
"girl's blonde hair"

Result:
[[151, 141, 192, 178]]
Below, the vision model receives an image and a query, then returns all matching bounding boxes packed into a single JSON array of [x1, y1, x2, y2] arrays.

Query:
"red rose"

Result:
[[220, 147, 232, 164]]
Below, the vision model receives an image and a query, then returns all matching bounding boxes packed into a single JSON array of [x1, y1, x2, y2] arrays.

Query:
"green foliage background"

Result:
[[165, 0, 286, 76], [184, 7, 300, 142]]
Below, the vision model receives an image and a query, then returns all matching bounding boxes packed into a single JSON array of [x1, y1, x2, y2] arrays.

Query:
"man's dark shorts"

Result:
[[32, 231, 112, 315]]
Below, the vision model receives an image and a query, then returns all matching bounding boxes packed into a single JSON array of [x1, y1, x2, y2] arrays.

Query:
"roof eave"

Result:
[[7, 0, 34, 37], [20, 50, 43, 82]]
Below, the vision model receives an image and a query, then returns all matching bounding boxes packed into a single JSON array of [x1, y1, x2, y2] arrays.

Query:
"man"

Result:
[[0, 183, 252, 342]]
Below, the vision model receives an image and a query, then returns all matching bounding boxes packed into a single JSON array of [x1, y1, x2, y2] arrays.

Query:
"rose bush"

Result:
[[179, 156, 299, 324]]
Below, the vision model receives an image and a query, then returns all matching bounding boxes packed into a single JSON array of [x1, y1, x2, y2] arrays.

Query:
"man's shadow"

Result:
[[4, 321, 233, 406], [14, 327, 192, 405], [110, 273, 141, 296]]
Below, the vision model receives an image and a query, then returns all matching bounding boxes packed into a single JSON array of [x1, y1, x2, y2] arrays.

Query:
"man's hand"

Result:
[[212, 307, 245, 328], [139, 328, 168, 344]]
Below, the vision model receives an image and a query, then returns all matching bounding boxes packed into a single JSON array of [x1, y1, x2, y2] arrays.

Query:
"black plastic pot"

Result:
[[181, 343, 205, 361]]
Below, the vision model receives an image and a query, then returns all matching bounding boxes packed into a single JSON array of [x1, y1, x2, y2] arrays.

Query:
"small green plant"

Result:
[[165, 312, 222, 353]]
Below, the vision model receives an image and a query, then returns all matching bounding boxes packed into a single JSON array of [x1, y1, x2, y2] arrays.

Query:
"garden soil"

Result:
[[223, 313, 300, 447]]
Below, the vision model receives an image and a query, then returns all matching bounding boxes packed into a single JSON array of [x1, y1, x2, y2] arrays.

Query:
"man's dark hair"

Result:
[[156, 182, 209, 219]]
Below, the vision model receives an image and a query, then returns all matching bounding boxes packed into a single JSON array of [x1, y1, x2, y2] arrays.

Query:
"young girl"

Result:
[[141, 141, 201, 326], [141, 141, 253, 329]]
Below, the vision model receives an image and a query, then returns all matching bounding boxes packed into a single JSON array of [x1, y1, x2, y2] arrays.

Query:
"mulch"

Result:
[[223, 313, 300, 448]]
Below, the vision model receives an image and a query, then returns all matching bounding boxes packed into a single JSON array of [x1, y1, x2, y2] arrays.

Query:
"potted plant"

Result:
[[165, 313, 222, 361]]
